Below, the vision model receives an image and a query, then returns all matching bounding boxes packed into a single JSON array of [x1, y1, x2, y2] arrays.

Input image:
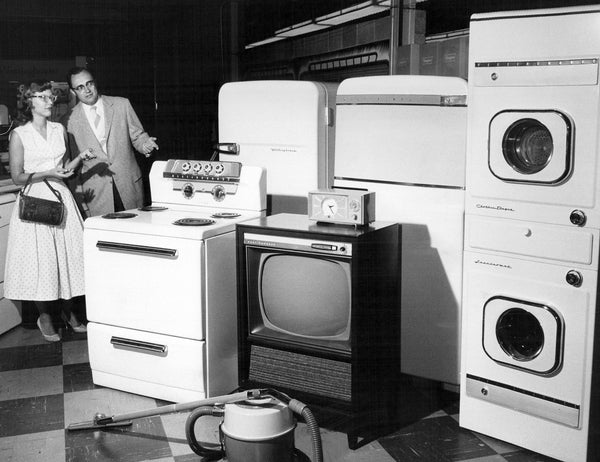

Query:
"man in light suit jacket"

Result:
[[62, 67, 159, 218]]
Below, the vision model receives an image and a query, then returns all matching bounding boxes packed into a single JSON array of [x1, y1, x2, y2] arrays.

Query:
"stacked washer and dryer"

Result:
[[460, 6, 600, 461]]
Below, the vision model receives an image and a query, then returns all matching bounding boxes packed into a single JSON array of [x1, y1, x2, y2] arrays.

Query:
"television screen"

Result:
[[259, 254, 351, 339]]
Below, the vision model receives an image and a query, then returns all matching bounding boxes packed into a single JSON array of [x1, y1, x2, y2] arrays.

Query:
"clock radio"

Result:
[[308, 189, 375, 225]]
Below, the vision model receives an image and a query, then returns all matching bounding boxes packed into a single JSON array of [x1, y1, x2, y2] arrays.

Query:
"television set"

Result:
[[245, 233, 352, 353], [236, 213, 401, 448]]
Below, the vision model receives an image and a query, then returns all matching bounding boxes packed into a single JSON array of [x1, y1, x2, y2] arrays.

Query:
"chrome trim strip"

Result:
[[96, 241, 178, 258], [466, 374, 580, 428], [337, 94, 467, 106], [476, 58, 597, 68], [334, 176, 465, 190], [110, 336, 168, 355]]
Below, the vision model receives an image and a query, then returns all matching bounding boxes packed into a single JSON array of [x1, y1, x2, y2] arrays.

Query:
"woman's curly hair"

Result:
[[21, 80, 52, 121]]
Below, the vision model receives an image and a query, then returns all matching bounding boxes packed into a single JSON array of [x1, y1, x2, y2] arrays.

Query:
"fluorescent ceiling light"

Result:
[[247, 0, 394, 49], [245, 36, 287, 49], [275, 19, 329, 37], [316, 0, 391, 26]]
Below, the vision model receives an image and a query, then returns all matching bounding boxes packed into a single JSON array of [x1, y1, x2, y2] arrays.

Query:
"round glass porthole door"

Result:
[[502, 119, 553, 175], [483, 296, 563, 375], [488, 110, 572, 184], [496, 308, 544, 361]]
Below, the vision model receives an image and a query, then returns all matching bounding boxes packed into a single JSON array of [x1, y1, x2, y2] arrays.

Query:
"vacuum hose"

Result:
[[288, 398, 323, 462], [185, 406, 225, 460]]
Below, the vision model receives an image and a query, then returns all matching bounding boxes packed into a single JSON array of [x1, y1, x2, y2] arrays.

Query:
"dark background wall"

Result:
[[1, 0, 598, 162]]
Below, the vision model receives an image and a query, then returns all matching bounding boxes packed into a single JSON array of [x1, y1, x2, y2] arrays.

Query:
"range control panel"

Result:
[[162, 159, 243, 200], [162, 159, 242, 182]]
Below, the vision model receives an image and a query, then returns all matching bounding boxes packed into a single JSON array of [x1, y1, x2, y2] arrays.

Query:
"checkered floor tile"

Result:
[[0, 325, 560, 462]]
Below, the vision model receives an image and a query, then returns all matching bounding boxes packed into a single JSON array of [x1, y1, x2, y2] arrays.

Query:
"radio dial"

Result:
[[212, 185, 226, 201], [182, 183, 195, 198]]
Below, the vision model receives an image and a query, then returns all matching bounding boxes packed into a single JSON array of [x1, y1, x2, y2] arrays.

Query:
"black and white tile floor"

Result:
[[0, 325, 561, 462]]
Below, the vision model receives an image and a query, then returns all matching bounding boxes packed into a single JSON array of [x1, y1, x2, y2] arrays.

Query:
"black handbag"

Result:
[[18, 173, 65, 226]]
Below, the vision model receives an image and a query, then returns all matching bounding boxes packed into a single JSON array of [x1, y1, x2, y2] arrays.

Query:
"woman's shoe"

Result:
[[61, 312, 87, 333], [37, 318, 61, 342]]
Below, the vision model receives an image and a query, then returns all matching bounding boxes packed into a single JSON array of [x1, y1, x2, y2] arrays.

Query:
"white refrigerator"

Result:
[[218, 80, 337, 214]]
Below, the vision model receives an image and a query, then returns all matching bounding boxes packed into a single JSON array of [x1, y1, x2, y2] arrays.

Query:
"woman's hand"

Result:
[[49, 167, 74, 179]]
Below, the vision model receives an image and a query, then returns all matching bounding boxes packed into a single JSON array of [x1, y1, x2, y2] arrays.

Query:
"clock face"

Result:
[[310, 194, 348, 221], [321, 198, 339, 218]]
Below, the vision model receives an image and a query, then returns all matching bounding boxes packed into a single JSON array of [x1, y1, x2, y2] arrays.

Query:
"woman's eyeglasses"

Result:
[[31, 94, 58, 103]]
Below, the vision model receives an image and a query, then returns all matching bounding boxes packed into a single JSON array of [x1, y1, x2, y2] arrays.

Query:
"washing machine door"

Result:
[[488, 110, 573, 184], [483, 296, 564, 375]]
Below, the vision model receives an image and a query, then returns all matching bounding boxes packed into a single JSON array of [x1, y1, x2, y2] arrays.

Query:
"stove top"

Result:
[[84, 159, 266, 240], [86, 205, 263, 240]]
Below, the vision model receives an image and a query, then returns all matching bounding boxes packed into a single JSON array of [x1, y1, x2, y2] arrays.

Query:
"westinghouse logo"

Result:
[[476, 204, 515, 212], [474, 259, 512, 269]]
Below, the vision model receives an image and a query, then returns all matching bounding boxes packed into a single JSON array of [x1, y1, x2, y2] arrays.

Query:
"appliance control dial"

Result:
[[566, 270, 583, 287], [570, 209, 587, 227], [212, 185, 226, 201], [192, 162, 201, 173], [182, 183, 195, 198], [181, 162, 191, 172]]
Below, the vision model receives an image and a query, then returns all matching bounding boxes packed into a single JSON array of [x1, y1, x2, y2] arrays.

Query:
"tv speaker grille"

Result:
[[249, 345, 352, 401]]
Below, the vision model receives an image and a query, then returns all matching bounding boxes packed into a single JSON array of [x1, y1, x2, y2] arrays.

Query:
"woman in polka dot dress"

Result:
[[4, 81, 96, 342]]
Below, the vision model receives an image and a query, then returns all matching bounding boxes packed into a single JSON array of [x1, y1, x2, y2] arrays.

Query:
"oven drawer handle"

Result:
[[96, 240, 178, 258], [110, 336, 168, 355]]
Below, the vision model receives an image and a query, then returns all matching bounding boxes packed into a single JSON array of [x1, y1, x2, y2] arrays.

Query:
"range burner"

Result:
[[102, 212, 138, 219], [172, 218, 216, 227], [139, 206, 168, 211], [211, 212, 241, 219]]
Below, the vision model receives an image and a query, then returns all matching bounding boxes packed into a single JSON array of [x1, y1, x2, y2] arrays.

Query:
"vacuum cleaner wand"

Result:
[[67, 389, 263, 431]]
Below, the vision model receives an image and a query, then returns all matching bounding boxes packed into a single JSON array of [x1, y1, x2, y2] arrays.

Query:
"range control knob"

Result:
[[566, 270, 583, 287], [182, 183, 195, 199], [570, 209, 587, 227], [212, 185, 226, 202]]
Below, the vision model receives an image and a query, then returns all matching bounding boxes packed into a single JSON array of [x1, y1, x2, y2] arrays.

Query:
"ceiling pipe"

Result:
[[389, 0, 401, 74]]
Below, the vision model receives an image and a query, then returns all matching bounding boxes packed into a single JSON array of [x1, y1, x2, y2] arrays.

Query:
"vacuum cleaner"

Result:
[[68, 388, 322, 462]]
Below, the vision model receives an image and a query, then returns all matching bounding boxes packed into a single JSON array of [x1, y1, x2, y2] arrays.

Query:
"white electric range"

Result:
[[83, 159, 266, 403]]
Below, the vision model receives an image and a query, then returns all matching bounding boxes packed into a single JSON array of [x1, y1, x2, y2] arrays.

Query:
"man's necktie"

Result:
[[91, 106, 101, 129]]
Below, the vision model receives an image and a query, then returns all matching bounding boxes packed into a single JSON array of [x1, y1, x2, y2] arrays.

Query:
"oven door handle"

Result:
[[110, 336, 168, 355], [96, 240, 178, 258]]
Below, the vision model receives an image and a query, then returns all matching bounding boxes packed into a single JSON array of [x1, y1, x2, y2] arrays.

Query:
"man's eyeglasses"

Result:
[[73, 80, 96, 92], [31, 94, 58, 103]]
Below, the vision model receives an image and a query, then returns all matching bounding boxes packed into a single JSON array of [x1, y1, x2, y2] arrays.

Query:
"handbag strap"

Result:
[[20, 173, 63, 203]]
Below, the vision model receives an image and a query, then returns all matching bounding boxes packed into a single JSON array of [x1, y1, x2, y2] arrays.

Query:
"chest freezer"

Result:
[[333, 75, 468, 385]]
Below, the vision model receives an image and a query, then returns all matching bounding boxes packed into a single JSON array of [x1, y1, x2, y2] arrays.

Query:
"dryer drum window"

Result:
[[483, 296, 563, 375], [496, 308, 544, 361], [502, 119, 553, 175], [488, 110, 572, 185]]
